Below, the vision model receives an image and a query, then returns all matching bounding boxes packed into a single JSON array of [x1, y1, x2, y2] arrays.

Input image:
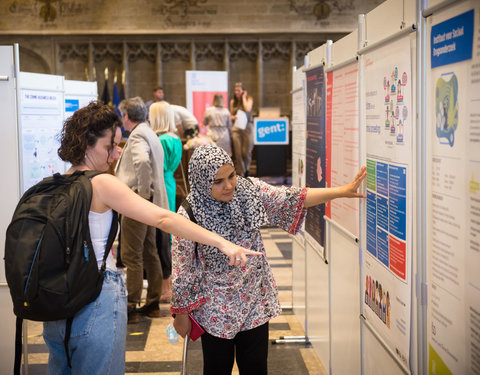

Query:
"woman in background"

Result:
[[149, 101, 183, 302], [203, 93, 233, 156], [230, 82, 254, 177]]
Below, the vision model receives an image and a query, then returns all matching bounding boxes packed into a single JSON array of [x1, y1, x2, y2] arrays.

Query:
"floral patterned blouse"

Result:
[[171, 178, 307, 339]]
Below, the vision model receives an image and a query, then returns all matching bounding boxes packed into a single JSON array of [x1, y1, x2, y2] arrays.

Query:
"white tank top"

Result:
[[88, 210, 117, 271]]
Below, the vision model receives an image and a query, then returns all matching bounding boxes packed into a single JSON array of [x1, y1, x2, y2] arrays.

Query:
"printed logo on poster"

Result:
[[431, 9, 474, 68], [254, 118, 289, 145], [65, 99, 80, 112]]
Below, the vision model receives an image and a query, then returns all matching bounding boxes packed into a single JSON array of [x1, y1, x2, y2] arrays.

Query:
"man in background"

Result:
[[146, 86, 165, 113], [116, 97, 169, 323]]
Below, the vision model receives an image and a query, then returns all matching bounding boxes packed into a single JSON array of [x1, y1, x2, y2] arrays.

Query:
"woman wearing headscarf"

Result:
[[171, 145, 366, 374]]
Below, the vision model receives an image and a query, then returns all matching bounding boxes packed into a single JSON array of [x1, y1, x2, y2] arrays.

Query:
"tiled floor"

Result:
[[25, 227, 327, 374]]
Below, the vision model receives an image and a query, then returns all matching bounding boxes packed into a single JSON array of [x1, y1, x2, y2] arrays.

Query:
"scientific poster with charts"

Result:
[[426, 3, 480, 374], [363, 36, 413, 367], [326, 62, 360, 237], [305, 66, 327, 247], [20, 88, 65, 193]]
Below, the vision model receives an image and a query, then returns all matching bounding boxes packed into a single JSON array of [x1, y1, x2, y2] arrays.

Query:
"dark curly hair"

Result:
[[58, 101, 122, 166]]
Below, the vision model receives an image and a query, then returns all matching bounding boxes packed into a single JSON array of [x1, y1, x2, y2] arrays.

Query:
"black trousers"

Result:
[[200, 322, 269, 375]]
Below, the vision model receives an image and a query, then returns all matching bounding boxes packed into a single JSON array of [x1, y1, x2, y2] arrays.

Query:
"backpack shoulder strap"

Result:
[[181, 199, 196, 224], [180, 199, 198, 258]]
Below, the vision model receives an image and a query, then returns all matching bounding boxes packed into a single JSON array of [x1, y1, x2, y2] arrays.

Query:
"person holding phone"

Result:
[[229, 82, 254, 177], [171, 145, 366, 375]]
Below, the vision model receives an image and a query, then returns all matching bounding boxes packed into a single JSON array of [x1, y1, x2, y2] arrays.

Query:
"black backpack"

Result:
[[4, 170, 118, 374]]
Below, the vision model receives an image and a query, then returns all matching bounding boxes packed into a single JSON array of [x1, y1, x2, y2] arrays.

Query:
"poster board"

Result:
[[327, 30, 362, 375], [326, 40, 360, 237], [185, 70, 228, 131], [426, 2, 480, 374], [17, 72, 65, 193], [64, 79, 98, 121], [362, 34, 413, 370], [305, 64, 327, 248]]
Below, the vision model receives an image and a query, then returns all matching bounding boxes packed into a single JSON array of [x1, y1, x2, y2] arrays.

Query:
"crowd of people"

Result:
[[38, 84, 367, 374]]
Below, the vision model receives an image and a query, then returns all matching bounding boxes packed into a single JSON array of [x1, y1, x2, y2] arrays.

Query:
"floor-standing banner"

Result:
[[326, 62, 360, 237], [185, 70, 228, 132], [427, 3, 480, 374], [362, 36, 413, 368], [305, 66, 328, 247]]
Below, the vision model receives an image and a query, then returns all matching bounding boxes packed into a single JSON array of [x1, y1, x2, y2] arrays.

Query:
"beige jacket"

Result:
[[116, 122, 169, 209]]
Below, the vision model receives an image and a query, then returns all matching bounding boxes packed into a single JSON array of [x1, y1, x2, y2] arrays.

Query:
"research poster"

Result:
[[305, 66, 327, 247], [292, 86, 306, 189], [427, 4, 480, 375], [326, 62, 360, 237], [20, 89, 65, 193], [363, 36, 413, 367], [186, 70, 228, 132]]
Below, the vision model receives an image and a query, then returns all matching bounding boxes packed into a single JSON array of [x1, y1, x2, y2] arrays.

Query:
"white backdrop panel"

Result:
[[292, 235, 306, 331], [330, 225, 361, 375], [0, 44, 20, 375], [365, 0, 417, 47], [364, 325, 408, 375], [306, 242, 330, 369]]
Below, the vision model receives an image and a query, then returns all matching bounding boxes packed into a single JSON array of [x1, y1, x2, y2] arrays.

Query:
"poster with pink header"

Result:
[[186, 71, 228, 133]]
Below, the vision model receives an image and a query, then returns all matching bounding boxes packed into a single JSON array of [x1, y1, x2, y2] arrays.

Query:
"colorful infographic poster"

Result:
[[326, 62, 360, 237], [305, 66, 327, 247], [363, 36, 413, 368], [427, 3, 480, 374]]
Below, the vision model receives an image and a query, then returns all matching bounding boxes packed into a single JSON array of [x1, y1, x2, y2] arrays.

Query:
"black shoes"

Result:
[[137, 302, 162, 318], [127, 307, 139, 324]]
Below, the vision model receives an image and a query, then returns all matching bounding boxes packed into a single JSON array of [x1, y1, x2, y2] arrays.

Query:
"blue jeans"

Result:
[[43, 270, 127, 375]]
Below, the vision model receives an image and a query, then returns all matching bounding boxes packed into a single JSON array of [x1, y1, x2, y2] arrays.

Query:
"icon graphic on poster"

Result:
[[435, 73, 458, 147]]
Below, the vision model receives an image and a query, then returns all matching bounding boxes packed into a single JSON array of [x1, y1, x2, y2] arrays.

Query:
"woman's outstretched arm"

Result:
[[91, 173, 261, 266], [303, 166, 367, 208]]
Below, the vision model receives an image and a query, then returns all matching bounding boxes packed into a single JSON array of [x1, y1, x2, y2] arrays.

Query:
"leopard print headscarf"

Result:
[[186, 145, 268, 245]]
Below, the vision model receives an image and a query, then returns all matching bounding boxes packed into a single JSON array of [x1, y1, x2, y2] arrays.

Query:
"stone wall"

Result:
[[1, 0, 383, 34], [0, 0, 383, 115]]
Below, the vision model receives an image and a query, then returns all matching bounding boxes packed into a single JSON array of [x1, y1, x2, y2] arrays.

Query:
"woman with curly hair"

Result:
[[43, 102, 259, 374]]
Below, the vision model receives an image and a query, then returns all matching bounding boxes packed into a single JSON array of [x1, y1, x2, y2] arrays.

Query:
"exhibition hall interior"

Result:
[[1, 0, 479, 374]]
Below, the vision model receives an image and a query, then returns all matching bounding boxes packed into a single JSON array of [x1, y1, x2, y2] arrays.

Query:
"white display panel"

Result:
[[0, 44, 20, 375], [64, 79, 98, 121], [329, 226, 361, 375], [292, 236, 306, 331], [326, 61, 360, 237], [426, 2, 480, 374], [306, 242, 330, 370], [364, 325, 409, 375], [18, 72, 65, 193]]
